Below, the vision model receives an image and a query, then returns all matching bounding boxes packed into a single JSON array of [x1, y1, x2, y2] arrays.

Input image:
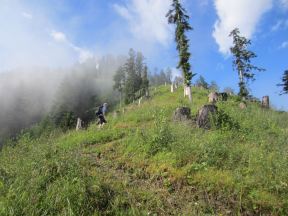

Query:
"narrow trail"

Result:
[[81, 140, 225, 215]]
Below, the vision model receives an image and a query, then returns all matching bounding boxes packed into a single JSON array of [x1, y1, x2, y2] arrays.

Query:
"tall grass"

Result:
[[1, 85, 288, 215]]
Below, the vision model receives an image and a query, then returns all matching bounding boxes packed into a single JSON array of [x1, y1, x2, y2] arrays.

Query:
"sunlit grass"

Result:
[[1, 85, 288, 215]]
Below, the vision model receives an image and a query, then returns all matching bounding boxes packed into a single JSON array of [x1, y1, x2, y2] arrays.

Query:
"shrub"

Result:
[[52, 110, 77, 131], [212, 109, 240, 131], [148, 109, 173, 155]]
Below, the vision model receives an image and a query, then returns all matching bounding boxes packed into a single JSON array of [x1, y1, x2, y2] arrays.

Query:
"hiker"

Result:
[[96, 103, 108, 128]]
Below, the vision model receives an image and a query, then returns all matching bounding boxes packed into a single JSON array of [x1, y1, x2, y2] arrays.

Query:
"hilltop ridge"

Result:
[[1, 86, 288, 215]]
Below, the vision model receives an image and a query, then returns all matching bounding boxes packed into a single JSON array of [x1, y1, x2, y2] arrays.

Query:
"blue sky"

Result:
[[0, 0, 288, 109]]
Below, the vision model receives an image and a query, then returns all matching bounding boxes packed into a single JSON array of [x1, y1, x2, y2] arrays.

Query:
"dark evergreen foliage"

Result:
[[195, 75, 209, 89], [166, 0, 195, 86], [277, 70, 288, 95], [229, 28, 265, 98], [209, 81, 220, 92], [149, 68, 172, 86], [114, 49, 149, 104]]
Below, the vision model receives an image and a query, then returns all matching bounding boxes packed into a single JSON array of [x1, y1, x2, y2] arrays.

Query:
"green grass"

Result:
[[1, 86, 288, 215]]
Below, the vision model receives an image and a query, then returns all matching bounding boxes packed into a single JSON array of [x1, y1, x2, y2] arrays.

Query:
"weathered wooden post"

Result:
[[262, 96, 270, 109], [76, 118, 82, 131]]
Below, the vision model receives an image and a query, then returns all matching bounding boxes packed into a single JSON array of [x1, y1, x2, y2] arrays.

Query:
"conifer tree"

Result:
[[135, 52, 144, 92], [277, 70, 288, 95], [114, 49, 149, 104], [165, 68, 173, 84], [209, 81, 219, 92], [113, 66, 126, 107], [124, 48, 137, 104], [141, 65, 149, 96], [167, 0, 195, 102], [195, 75, 208, 89], [229, 28, 265, 98]]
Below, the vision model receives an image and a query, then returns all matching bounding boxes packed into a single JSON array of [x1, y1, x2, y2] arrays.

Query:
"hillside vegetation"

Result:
[[1, 86, 288, 215]]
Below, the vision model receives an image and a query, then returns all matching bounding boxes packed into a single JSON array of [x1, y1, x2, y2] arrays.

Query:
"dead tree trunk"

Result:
[[76, 118, 82, 131], [186, 85, 192, 102], [183, 86, 187, 97], [262, 96, 270, 109], [138, 97, 142, 106], [145, 90, 149, 97], [171, 84, 174, 93]]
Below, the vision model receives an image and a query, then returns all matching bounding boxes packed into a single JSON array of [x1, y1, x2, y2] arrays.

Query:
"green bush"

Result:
[[212, 109, 240, 131], [148, 109, 174, 155]]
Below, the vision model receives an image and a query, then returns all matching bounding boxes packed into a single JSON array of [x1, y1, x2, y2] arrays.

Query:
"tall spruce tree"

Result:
[[135, 52, 144, 93], [277, 70, 288, 95], [166, 68, 173, 84], [113, 66, 126, 107], [141, 65, 149, 96], [167, 0, 195, 102], [229, 28, 265, 98], [113, 49, 149, 104], [124, 48, 137, 104], [195, 75, 208, 89]]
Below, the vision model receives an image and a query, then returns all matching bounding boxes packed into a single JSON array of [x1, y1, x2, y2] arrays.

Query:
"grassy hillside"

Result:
[[1, 86, 288, 215]]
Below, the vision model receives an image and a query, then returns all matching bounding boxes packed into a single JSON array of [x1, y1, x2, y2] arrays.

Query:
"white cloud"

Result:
[[69, 44, 93, 64], [50, 30, 93, 63], [272, 20, 283, 31], [50, 30, 67, 42], [22, 12, 33, 19], [213, 0, 273, 55], [0, 0, 95, 71], [198, 0, 209, 8], [171, 68, 181, 80], [280, 0, 288, 9], [113, 4, 133, 20], [271, 19, 288, 31], [0, 1, 77, 71], [113, 0, 172, 46], [280, 41, 288, 48]]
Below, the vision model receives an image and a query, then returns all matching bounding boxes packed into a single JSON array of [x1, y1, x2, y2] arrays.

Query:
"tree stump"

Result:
[[145, 90, 149, 97], [113, 111, 120, 118], [184, 86, 188, 97], [76, 118, 82, 131], [173, 107, 191, 122], [239, 102, 247, 109], [208, 92, 218, 103], [219, 92, 228, 101], [262, 96, 270, 109], [171, 84, 174, 93], [196, 105, 218, 129], [138, 97, 143, 106]]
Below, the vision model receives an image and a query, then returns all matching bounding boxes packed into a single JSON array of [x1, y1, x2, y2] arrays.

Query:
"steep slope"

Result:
[[1, 86, 288, 215]]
